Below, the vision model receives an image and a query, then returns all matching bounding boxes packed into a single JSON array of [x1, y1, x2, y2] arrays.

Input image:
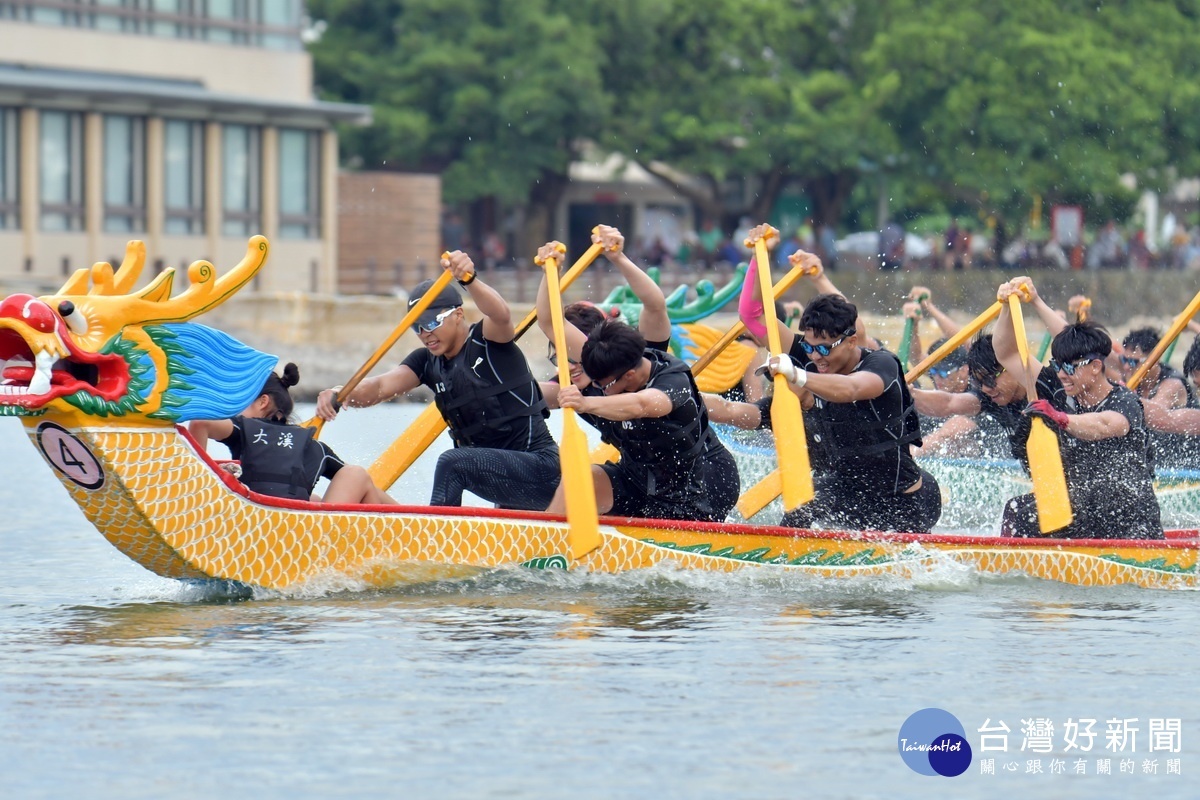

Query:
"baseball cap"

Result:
[[408, 279, 464, 328]]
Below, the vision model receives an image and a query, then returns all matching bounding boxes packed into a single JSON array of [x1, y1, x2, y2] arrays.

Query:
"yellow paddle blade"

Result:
[[367, 403, 446, 488], [590, 441, 620, 465], [770, 375, 815, 510], [561, 408, 602, 558], [736, 468, 781, 519], [1028, 418, 1073, 533]]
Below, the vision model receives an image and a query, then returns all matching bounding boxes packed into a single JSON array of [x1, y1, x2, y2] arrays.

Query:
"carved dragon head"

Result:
[[0, 237, 279, 426]]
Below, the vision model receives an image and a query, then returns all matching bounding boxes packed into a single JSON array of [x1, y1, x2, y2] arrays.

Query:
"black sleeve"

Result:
[[646, 338, 671, 352], [317, 441, 346, 481], [218, 416, 245, 460], [400, 348, 431, 387]]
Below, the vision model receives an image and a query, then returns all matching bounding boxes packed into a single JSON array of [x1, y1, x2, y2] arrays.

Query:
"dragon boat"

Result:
[[2, 237, 1200, 592]]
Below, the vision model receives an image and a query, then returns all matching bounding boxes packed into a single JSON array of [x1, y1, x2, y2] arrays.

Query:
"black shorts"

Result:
[[780, 469, 942, 533], [601, 460, 709, 521]]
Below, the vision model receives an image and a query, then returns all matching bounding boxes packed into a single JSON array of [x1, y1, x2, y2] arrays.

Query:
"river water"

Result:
[[0, 403, 1196, 799]]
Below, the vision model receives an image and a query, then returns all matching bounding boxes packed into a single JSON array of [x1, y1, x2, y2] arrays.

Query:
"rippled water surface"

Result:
[[1, 405, 1197, 799]]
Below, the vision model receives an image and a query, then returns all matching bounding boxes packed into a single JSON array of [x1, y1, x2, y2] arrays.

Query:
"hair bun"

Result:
[[280, 362, 300, 389]]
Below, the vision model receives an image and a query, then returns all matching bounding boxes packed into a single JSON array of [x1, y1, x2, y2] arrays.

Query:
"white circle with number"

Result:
[[36, 422, 105, 490]]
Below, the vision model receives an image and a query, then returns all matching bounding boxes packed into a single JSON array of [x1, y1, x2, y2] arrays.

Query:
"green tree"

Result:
[[308, 0, 609, 251]]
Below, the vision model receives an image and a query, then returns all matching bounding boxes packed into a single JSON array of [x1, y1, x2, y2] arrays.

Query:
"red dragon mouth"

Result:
[[0, 295, 130, 411]]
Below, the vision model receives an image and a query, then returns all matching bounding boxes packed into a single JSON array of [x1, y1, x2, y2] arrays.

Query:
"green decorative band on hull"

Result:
[[641, 538, 899, 567], [521, 555, 569, 570], [0, 406, 46, 417], [1097, 553, 1198, 575]]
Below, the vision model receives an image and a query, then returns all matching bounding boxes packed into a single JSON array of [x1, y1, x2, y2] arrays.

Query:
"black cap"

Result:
[[408, 279, 464, 328]]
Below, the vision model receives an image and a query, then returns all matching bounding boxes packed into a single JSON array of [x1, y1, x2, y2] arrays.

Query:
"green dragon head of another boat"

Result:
[[0, 236, 277, 427]]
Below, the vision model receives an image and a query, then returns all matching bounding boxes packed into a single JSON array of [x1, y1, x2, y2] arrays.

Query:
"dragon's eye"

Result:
[[58, 301, 88, 335]]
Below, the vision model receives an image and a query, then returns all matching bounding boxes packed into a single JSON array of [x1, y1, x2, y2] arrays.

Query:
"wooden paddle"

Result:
[[366, 244, 605, 489], [302, 263, 459, 436], [752, 233, 814, 510], [539, 245, 601, 559], [1008, 293, 1073, 533], [737, 299, 1005, 520], [1128, 288, 1200, 390]]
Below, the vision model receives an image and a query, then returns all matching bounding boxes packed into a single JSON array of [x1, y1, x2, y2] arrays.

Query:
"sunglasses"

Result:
[[593, 372, 625, 393], [547, 343, 580, 368], [970, 367, 1005, 388], [929, 366, 959, 378], [798, 328, 856, 358], [1119, 355, 1145, 369], [1049, 355, 1103, 376], [412, 307, 457, 334]]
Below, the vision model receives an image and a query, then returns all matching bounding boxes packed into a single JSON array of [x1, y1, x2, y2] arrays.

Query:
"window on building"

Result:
[[102, 114, 146, 233], [221, 123, 260, 237], [163, 118, 205, 235], [0, 107, 18, 230], [278, 128, 320, 239], [40, 110, 84, 232]]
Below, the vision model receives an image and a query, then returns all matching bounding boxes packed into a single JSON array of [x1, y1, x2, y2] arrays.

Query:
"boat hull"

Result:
[[21, 418, 1200, 592]]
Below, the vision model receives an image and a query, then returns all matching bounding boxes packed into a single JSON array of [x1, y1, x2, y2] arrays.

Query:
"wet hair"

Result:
[[799, 294, 857, 339], [1122, 327, 1160, 354], [1050, 320, 1113, 364], [966, 334, 1001, 377], [929, 337, 967, 370], [565, 301, 608, 338], [1184, 336, 1200, 377], [260, 362, 299, 422], [581, 319, 645, 385]]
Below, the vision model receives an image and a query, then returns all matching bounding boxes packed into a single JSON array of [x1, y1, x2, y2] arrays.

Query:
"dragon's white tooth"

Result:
[[30, 351, 53, 395]]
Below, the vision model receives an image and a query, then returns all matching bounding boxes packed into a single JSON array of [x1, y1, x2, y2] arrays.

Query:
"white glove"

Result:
[[755, 355, 807, 387]]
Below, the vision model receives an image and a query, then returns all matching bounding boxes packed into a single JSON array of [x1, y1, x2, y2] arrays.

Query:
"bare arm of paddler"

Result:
[[993, 277, 1054, 383], [1055, 409, 1130, 441], [1141, 399, 1200, 436], [597, 225, 672, 344], [911, 387, 983, 418], [703, 393, 765, 429], [450, 251, 515, 343], [761, 352, 885, 404], [557, 383, 672, 421], [912, 415, 980, 457]]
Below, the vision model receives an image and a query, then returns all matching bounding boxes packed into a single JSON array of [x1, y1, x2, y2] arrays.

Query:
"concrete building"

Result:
[[0, 0, 369, 293]]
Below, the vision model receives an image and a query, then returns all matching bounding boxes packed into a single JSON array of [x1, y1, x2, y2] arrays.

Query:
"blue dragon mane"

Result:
[[145, 323, 278, 422]]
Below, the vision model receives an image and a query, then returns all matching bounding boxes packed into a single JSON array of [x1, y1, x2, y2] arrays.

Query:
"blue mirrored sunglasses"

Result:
[[411, 307, 457, 334], [798, 328, 856, 357], [929, 366, 959, 378], [1049, 354, 1103, 376]]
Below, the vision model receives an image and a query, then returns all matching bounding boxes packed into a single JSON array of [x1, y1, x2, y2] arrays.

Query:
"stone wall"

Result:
[[337, 172, 442, 296]]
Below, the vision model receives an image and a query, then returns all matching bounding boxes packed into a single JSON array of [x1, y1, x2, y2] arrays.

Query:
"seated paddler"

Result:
[[315, 250, 560, 511], [535, 233, 739, 522], [190, 363, 396, 505], [725, 226, 941, 533], [992, 278, 1162, 540]]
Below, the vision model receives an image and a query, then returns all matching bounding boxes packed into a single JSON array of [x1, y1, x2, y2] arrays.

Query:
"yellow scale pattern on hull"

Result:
[[23, 420, 1200, 592]]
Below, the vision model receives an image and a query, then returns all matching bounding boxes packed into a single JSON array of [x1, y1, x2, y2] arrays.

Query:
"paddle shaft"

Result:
[[690, 262, 816, 375], [304, 267, 459, 435], [905, 302, 1002, 384], [1008, 294, 1073, 533], [752, 237, 814, 510], [543, 251, 602, 559]]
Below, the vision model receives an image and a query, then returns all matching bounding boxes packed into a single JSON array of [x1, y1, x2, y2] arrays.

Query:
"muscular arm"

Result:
[[914, 415, 980, 456], [539, 380, 561, 410], [609, 251, 670, 344], [801, 369, 886, 404], [1061, 409, 1130, 441], [535, 267, 588, 359], [1142, 400, 1200, 435], [567, 387, 674, 421], [703, 393, 764, 429], [344, 365, 422, 409], [912, 388, 984, 418], [466, 277, 515, 343]]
